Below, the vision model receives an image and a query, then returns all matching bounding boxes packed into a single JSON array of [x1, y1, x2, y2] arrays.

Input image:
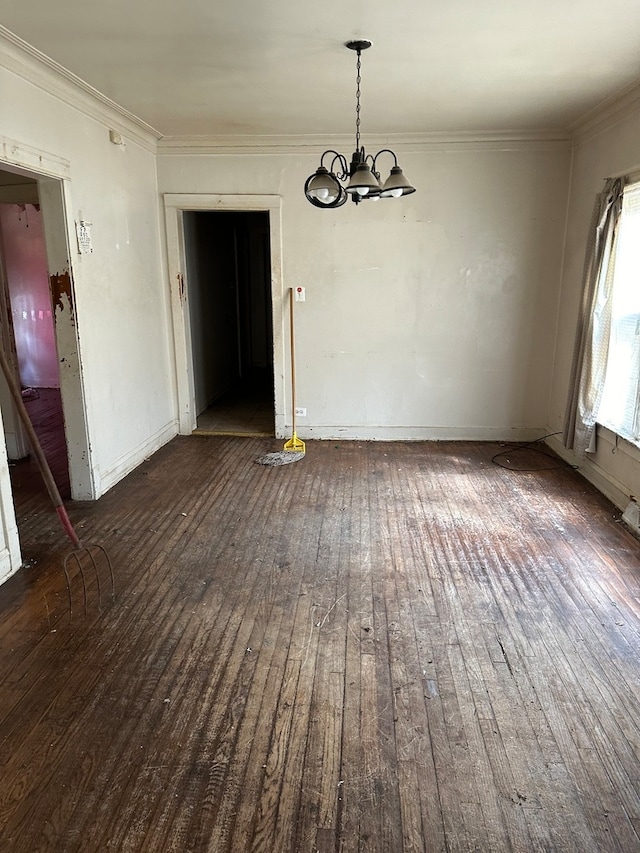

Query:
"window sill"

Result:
[[596, 423, 640, 455]]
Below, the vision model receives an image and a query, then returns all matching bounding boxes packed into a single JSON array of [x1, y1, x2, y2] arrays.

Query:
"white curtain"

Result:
[[597, 182, 640, 444], [563, 177, 624, 454]]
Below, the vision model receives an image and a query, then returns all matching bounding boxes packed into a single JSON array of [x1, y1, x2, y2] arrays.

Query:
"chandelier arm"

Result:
[[319, 150, 349, 180], [371, 148, 399, 171], [330, 153, 349, 180], [320, 149, 346, 168]]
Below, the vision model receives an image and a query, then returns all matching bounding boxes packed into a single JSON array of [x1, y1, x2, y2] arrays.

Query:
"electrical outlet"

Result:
[[295, 407, 307, 417]]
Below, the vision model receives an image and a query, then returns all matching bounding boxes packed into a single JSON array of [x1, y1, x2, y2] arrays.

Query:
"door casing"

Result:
[[163, 194, 285, 437], [0, 139, 95, 578]]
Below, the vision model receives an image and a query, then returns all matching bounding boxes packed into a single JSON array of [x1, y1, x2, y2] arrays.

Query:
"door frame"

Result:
[[163, 194, 285, 437], [0, 139, 94, 577], [0, 235, 30, 460], [0, 149, 93, 497]]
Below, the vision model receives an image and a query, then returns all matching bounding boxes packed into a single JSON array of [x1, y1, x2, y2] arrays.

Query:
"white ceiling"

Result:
[[2, 0, 640, 138]]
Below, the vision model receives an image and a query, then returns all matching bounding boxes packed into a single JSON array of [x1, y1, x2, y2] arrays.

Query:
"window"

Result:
[[597, 181, 640, 446]]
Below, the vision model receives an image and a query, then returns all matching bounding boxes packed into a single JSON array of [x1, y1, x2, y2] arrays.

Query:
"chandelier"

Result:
[[304, 40, 416, 208]]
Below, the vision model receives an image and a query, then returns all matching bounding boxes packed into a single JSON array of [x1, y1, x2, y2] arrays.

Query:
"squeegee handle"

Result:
[[289, 288, 296, 433]]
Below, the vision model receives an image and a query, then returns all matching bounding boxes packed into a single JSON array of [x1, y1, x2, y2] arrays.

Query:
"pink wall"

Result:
[[0, 203, 59, 388]]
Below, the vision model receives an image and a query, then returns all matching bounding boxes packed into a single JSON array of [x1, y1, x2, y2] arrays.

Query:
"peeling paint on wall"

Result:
[[50, 271, 74, 316]]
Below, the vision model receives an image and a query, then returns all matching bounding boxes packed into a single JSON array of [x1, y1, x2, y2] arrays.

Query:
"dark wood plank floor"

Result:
[[194, 378, 273, 437], [11, 387, 70, 498], [1, 436, 640, 852]]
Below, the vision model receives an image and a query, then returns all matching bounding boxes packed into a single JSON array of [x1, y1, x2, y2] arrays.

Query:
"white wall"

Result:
[[0, 53, 176, 483], [547, 97, 640, 510], [158, 142, 571, 441], [0, 35, 177, 577]]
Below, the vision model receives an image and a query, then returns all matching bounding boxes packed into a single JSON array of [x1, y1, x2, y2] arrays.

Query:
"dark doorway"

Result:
[[183, 211, 274, 436]]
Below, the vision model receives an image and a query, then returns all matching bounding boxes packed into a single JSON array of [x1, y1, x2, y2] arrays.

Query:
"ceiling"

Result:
[[2, 0, 640, 139]]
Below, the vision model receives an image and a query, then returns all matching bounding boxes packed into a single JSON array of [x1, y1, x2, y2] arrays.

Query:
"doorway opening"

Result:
[[183, 210, 274, 436], [0, 171, 70, 497]]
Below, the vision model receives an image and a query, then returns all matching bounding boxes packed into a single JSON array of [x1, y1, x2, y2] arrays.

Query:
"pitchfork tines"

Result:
[[63, 541, 115, 616], [0, 345, 115, 617], [57, 507, 115, 615]]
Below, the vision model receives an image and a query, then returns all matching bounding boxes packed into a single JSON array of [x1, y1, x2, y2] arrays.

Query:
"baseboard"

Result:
[[0, 547, 18, 586], [276, 425, 548, 442], [96, 419, 179, 497], [546, 434, 630, 511]]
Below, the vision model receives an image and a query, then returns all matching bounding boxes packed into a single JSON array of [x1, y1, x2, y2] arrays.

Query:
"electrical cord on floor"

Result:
[[491, 432, 577, 472]]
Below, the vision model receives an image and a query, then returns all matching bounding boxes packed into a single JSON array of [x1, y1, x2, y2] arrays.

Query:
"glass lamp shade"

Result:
[[360, 170, 384, 201], [306, 167, 340, 202], [380, 165, 416, 198], [304, 167, 348, 208], [346, 162, 381, 197]]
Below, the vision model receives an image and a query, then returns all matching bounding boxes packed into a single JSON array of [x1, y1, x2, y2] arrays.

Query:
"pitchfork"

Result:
[[0, 347, 114, 615]]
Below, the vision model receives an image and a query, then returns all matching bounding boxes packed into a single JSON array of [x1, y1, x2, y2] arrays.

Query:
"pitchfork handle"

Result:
[[0, 346, 82, 548]]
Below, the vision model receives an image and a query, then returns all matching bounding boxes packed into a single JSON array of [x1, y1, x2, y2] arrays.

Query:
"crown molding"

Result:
[[0, 26, 161, 152], [157, 129, 571, 156], [570, 79, 640, 145], [2, 23, 588, 159]]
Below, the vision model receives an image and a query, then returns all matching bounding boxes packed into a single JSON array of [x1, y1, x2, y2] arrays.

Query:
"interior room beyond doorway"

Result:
[[0, 191, 70, 497], [184, 210, 274, 437]]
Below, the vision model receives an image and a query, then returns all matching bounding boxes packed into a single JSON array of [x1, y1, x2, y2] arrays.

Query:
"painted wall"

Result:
[[0, 59, 175, 498], [0, 39, 177, 577], [158, 143, 571, 440], [0, 203, 59, 388], [547, 105, 640, 510]]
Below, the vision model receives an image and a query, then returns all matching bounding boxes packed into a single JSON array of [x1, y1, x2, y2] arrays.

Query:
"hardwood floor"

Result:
[[1, 437, 640, 851], [12, 387, 70, 498], [194, 376, 273, 437]]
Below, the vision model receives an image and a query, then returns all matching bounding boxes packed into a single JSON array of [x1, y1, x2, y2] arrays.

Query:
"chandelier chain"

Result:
[[303, 39, 415, 208], [355, 50, 361, 152]]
